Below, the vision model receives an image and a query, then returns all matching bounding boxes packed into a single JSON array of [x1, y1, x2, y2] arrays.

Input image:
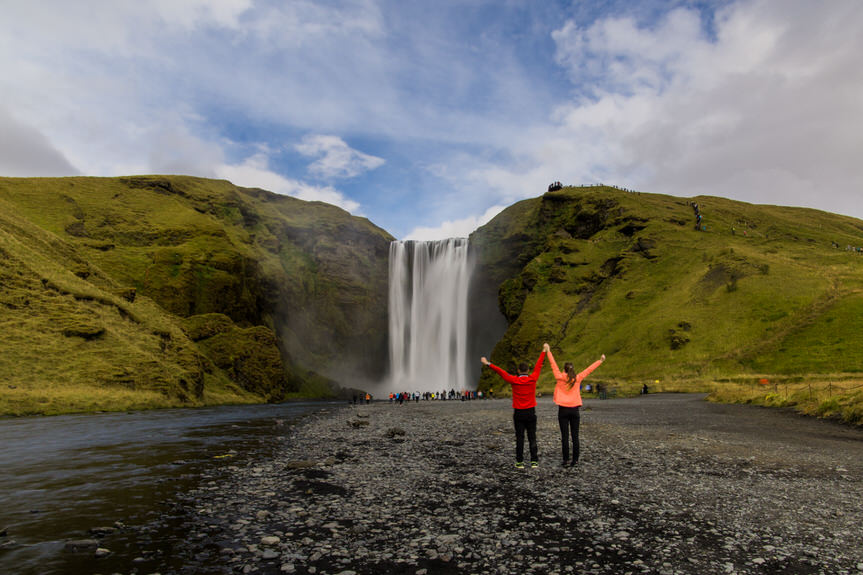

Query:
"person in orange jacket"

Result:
[[543, 342, 605, 468], [481, 350, 545, 469]]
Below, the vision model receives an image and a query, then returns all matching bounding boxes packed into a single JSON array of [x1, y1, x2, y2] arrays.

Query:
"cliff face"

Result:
[[470, 186, 863, 395], [0, 176, 392, 414]]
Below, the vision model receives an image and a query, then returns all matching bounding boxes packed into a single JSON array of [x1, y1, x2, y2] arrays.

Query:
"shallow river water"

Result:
[[0, 402, 336, 574]]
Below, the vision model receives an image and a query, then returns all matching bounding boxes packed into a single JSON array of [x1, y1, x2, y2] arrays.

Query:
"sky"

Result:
[[1, 0, 861, 240]]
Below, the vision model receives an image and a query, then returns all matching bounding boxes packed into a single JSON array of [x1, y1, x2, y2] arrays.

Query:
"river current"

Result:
[[0, 402, 335, 574]]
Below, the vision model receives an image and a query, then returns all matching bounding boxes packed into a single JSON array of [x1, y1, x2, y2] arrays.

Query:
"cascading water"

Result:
[[388, 238, 473, 393]]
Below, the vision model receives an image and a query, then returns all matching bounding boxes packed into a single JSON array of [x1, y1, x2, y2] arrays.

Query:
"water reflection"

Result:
[[0, 402, 335, 574]]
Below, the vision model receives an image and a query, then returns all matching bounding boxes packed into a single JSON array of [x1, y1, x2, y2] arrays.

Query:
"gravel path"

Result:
[[122, 394, 863, 574]]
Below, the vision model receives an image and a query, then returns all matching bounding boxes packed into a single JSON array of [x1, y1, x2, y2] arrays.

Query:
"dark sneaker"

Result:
[[530, 461, 539, 469], [514, 461, 525, 469]]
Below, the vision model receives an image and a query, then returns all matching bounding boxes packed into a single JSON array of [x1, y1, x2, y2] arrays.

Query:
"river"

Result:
[[0, 402, 339, 575]]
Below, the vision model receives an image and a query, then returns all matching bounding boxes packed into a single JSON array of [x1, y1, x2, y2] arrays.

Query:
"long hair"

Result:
[[564, 362, 577, 389]]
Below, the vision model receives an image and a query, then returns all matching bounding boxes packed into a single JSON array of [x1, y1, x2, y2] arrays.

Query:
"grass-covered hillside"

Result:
[[471, 186, 863, 424], [0, 176, 392, 415]]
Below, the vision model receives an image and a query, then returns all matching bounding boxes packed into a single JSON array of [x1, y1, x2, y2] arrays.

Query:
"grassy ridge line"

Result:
[[472, 186, 863, 425]]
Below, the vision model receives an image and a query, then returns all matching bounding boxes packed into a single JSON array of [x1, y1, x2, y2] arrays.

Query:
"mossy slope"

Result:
[[0, 176, 392, 415], [471, 186, 863, 422]]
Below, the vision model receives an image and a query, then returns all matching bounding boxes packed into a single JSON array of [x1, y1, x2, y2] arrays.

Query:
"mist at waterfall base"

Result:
[[386, 239, 475, 394]]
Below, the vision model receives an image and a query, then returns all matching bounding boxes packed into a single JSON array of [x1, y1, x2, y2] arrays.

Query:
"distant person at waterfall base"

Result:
[[481, 351, 545, 469], [543, 343, 605, 468]]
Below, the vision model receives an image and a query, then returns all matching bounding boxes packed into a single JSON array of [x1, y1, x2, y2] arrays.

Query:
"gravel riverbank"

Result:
[[111, 394, 863, 574]]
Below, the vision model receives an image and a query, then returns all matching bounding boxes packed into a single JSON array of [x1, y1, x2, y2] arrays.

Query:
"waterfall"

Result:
[[388, 238, 473, 393]]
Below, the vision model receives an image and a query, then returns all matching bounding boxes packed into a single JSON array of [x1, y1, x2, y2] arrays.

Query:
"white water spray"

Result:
[[388, 239, 473, 393]]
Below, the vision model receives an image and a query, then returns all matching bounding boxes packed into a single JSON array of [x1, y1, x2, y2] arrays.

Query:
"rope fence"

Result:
[[754, 379, 863, 400]]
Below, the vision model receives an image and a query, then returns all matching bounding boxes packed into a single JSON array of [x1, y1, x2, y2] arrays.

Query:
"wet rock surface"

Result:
[[114, 395, 863, 574]]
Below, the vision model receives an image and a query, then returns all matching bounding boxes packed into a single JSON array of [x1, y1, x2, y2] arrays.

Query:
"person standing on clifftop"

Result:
[[544, 343, 605, 468], [481, 351, 545, 469]]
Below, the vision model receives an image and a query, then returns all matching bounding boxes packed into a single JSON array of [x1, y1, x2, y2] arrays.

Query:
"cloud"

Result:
[[460, 0, 863, 221], [215, 152, 361, 213], [552, 8, 705, 95], [0, 107, 79, 176], [2, 0, 862, 238], [404, 204, 506, 241], [295, 135, 385, 180], [152, 0, 253, 30], [148, 124, 225, 178]]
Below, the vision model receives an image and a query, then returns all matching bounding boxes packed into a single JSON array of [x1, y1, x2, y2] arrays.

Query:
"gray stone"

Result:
[[64, 539, 99, 552]]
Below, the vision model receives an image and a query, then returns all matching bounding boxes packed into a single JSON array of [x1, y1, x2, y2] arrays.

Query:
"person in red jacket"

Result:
[[543, 342, 605, 467], [481, 351, 545, 469]]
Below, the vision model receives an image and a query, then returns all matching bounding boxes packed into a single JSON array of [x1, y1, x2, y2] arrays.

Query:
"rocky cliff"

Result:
[[470, 186, 863, 397], [0, 176, 392, 414]]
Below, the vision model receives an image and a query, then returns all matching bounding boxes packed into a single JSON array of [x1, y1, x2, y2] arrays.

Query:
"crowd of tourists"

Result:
[[387, 390, 489, 404]]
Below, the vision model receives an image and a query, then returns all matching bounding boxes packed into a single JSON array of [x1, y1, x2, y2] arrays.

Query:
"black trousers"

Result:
[[513, 407, 538, 463], [558, 405, 581, 462]]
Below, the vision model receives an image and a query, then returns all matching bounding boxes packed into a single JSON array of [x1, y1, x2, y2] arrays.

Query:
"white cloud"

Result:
[[215, 152, 361, 214], [148, 124, 225, 177], [404, 204, 506, 241], [2, 0, 862, 236], [552, 8, 705, 94], [152, 0, 253, 30], [295, 135, 385, 179], [473, 0, 863, 219]]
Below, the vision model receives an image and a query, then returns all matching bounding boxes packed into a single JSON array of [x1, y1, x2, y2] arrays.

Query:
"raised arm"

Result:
[[483, 358, 517, 384], [544, 344, 563, 380], [577, 354, 606, 383], [530, 350, 546, 380]]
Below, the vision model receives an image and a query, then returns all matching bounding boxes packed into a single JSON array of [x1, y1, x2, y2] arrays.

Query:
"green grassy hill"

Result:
[[471, 186, 863, 423], [0, 176, 392, 415]]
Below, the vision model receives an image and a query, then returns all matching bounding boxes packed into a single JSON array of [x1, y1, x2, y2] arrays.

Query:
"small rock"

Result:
[[261, 536, 281, 546], [262, 549, 280, 560], [95, 547, 112, 558], [64, 539, 99, 552], [286, 460, 318, 469], [281, 564, 296, 573]]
